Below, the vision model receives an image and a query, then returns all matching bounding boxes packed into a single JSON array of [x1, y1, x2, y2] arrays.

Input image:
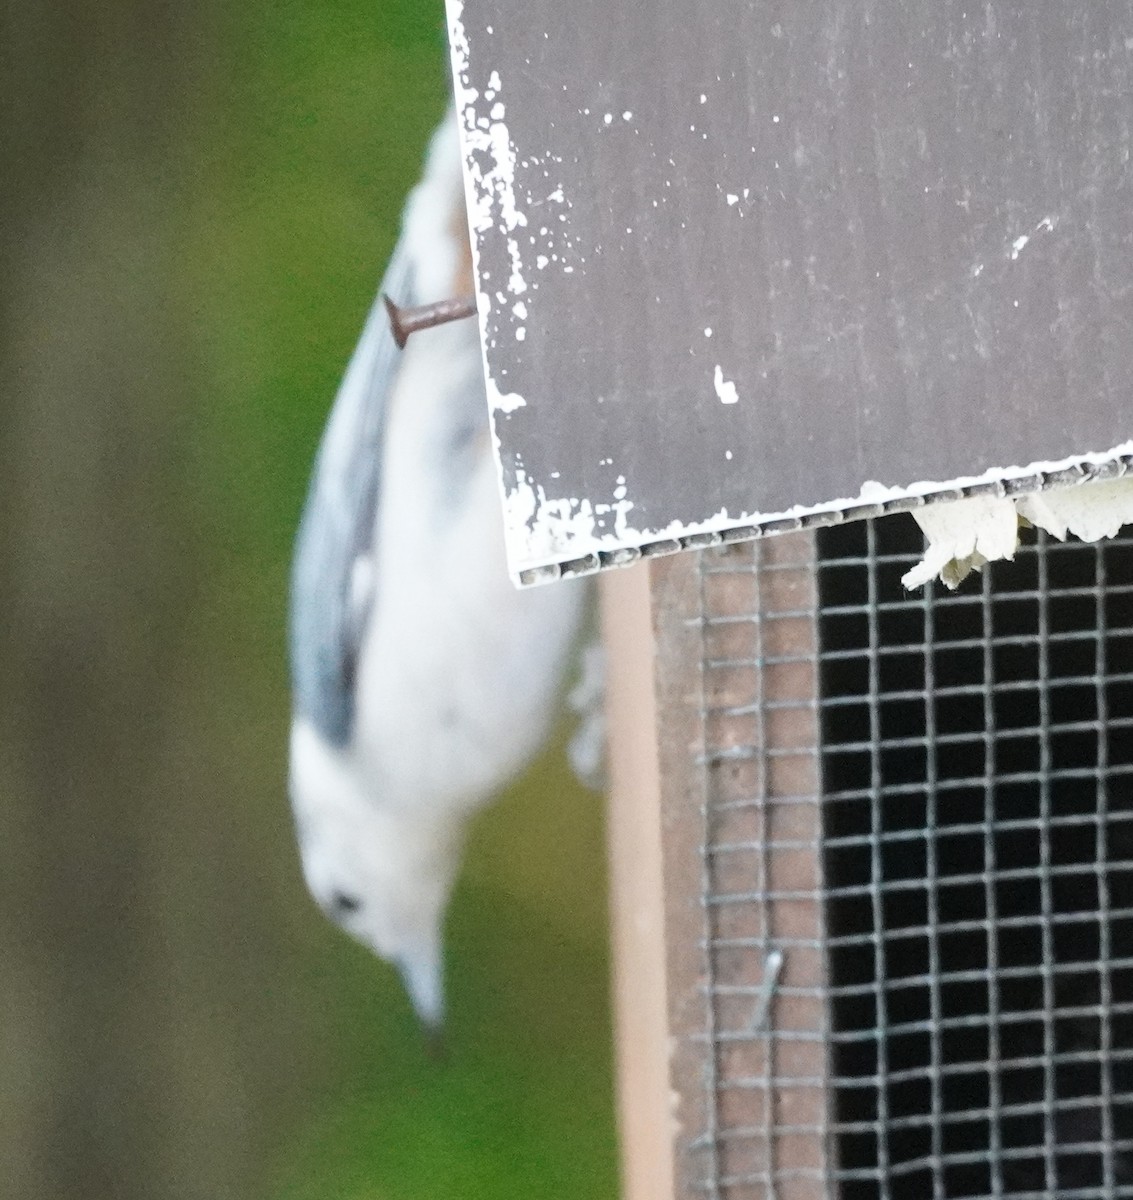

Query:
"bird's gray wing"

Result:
[[289, 243, 415, 746]]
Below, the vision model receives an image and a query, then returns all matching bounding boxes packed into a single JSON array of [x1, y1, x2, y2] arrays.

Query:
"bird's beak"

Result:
[[398, 941, 445, 1039]]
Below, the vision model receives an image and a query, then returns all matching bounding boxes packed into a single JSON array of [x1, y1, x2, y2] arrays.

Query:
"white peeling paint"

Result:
[[448, 15, 528, 313], [713, 364, 739, 404], [504, 467, 639, 567], [902, 494, 1020, 588], [505, 236, 526, 295], [726, 193, 739, 206], [903, 477, 1133, 589], [487, 378, 527, 414], [1017, 480, 1133, 541], [503, 436, 1133, 585], [448, 1, 582, 425]]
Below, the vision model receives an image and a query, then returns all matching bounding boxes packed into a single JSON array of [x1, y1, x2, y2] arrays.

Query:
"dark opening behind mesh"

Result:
[[817, 517, 1133, 1199]]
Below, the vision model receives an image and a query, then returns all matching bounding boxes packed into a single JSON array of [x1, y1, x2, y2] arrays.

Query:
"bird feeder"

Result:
[[446, 2, 1133, 1196]]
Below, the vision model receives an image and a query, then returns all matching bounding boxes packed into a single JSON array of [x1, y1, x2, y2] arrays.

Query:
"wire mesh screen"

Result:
[[693, 530, 829, 1199], [818, 515, 1133, 1199], [682, 514, 1133, 1200]]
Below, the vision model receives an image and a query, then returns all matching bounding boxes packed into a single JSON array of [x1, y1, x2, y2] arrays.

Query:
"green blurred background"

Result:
[[1, 2, 616, 1197]]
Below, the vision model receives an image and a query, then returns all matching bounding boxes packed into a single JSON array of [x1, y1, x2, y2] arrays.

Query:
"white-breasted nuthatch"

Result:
[[287, 111, 588, 1028]]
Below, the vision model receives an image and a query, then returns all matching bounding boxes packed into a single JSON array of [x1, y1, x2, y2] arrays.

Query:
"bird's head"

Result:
[[288, 718, 464, 1030]]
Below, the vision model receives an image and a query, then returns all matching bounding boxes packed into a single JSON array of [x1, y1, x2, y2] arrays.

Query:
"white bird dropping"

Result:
[[287, 111, 587, 1028]]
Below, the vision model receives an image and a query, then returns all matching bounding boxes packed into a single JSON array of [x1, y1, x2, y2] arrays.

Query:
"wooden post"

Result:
[[602, 562, 675, 1200], [605, 536, 831, 1200]]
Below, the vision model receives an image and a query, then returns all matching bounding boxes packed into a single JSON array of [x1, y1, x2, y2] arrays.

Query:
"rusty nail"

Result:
[[383, 294, 477, 349]]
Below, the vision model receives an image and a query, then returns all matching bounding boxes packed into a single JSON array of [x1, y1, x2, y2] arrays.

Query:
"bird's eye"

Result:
[[331, 890, 361, 915]]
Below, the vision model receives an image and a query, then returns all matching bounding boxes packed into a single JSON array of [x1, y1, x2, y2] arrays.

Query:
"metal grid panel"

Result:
[[695, 531, 829, 1200], [687, 516, 1133, 1200], [818, 517, 1133, 1199]]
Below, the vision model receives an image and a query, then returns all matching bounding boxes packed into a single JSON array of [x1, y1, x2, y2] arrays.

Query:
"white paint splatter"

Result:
[[447, 40, 527, 312], [448, 7, 584, 415], [448, 6, 532, 412], [726, 193, 739, 206], [713, 364, 739, 404], [1010, 215, 1058, 260], [503, 468, 639, 571], [488, 380, 527, 414]]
